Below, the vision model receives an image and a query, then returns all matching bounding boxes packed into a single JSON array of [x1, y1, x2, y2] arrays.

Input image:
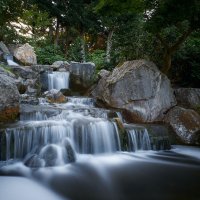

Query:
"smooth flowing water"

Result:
[[0, 73, 200, 200], [48, 72, 70, 90]]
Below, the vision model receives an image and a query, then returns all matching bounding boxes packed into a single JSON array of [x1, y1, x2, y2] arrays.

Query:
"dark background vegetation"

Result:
[[0, 0, 199, 87]]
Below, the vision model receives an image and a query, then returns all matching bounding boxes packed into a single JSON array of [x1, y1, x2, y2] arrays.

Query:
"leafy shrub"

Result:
[[87, 49, 106, 70], [67, 37, 83, 62], [35, 44, 66, 65]]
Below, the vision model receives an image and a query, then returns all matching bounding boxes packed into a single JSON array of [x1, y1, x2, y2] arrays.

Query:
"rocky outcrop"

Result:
[[44, 89, 67, 103], [14, 43, 37, 65], [164, 106, 200, 145], [0, 74, 20, 122], [174, 88, 200, 109], [91, 60, 176, 122], [10, 66, 37, 79]]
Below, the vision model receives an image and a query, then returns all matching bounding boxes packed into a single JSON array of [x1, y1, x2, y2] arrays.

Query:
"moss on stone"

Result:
[[0, 106, 20, 122]]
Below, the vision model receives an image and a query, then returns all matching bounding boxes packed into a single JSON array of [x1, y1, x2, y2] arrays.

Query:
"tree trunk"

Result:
[[54, 18, 60, 46], [157, 28, 192, 74], [48, 25, 54, 42], [105, 29, 114, 64], [80, 34, 86, 63], [162, 50, 172, 74]]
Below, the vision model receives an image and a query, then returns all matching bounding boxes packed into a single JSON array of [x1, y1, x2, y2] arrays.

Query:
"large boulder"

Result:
[[174, 88, 200, 109], [91, 60, 176, 122], [14, 43, 37, 65], [164, 106, 200, 145], [68, 62, 96, 90], [0, 74, 20, 122]]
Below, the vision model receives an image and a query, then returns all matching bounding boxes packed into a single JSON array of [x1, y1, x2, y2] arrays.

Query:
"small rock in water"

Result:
[[40, 145, 59, 167], [60, 88, 72, 96], [63, 138, 76, 163], [24, 154, 45, 168], [44, 89, 67, 103]]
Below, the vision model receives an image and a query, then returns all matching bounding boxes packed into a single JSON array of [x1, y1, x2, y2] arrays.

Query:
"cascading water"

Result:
[[6, 55, 19, 66], [127, 128, 151, 151], [48, 72, 70, 90], [1, 71, 200, 200]]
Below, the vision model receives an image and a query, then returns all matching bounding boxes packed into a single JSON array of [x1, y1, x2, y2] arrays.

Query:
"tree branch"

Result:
[[156, 33, 169, 49], [170, 27, 193, 53]]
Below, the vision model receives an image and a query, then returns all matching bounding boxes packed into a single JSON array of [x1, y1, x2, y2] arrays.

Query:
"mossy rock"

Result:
[[0, 106, 19, 122]]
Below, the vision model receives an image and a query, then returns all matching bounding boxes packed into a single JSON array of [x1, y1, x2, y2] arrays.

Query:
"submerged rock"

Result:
[[0, 74, 20, 122], [40, 145, 60, 167], [63, 138, 76, 163], [164, 106, 200, 145], [14, 43, 37, 65], [24, 154, 45, 168], [92, 60, 176, 122]]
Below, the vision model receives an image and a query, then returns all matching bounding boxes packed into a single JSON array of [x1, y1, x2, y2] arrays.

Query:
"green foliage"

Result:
[[111, 14, 155, 64], [34, 43, 66, 65], [67, 37, 84, 62], [0, 0, 24, 26], [87, 49, 106, 70], [172, 32, 200, 87], [146, 0, 200, 32], [21, 5, 51, 37]]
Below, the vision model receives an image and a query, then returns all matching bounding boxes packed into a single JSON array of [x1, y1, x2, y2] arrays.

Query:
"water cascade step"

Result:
[[48, 72, 70, 90], [127, 128, 151, 151], [0, 71, 171, 167]]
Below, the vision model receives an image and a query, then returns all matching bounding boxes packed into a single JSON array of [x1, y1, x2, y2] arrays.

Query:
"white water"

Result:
[[0, 177, 66, 200], [48, 72, 70, 90], [0, 72, 158, 167], [127, 128, 151, 151], [1, 70, 200, 200], [7, 55, 19, 66]]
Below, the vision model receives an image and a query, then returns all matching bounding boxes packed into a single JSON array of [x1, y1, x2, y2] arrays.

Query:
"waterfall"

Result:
[[4, 119, 120, 160], [68, 97, 95, 106], [48, 72, 70, 90], [127, 128, 151, 151], [6, 55, 19, 66]]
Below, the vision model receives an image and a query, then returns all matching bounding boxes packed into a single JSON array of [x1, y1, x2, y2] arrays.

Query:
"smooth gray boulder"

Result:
[[0, 74, 20, 122], [164, 106, 200, 145], [174, 88, 200, 109], [91, 60, 176, 122]]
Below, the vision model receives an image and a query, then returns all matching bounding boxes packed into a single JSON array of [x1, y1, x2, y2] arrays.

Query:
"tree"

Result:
[[0, 0, 28, 41], [95, 0, 144, 64], [145, 0, 200, 74]]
